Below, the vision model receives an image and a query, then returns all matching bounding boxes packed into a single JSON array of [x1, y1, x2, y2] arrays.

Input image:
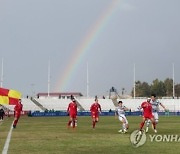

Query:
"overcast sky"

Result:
[[0, 0, 180, 97]]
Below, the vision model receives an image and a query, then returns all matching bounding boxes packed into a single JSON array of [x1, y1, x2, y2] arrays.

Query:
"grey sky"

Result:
[[0, 0, 180, 97]]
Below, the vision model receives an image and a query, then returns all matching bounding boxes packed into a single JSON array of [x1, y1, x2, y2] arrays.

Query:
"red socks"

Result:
[[140, 121, 145, 130], [93, 121, 96, 128], [68, 120, 72, 126]]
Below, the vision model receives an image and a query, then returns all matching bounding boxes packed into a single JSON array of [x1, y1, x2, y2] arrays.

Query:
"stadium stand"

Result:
[[2, 98, 43, 113], [13, 97, 180, 112], [2, 104, 14, 111], [77, 98, 115, 111], [117, 99, 142, 111], [118, 99, 180, 112], [21, 98, 43, 111], [159, 99, 180, 112], [34, 98, 73, 111]]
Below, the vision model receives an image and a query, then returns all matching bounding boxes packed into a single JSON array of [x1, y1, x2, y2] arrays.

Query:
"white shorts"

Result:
[[152, 112, 159, 120], [118, 114, 128, 124]]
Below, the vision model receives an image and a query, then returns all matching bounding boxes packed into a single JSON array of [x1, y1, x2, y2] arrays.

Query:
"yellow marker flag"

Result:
[[0, 87, 21, 105], [8, 89, 22, 99], [0, 96, 9, 105]]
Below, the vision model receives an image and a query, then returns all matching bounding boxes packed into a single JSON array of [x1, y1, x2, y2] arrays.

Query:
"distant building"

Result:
[[36, 92, 83, 99]]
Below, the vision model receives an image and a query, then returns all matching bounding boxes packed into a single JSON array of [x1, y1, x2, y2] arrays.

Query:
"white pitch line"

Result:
[[2, 122, 13, 154]]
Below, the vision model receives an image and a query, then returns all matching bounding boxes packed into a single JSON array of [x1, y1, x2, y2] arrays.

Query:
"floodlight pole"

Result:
[[48, 60, 51, 97], [87, 62, 89, 98], [133, 63, 136, 99], [172, 63, 175, 98]]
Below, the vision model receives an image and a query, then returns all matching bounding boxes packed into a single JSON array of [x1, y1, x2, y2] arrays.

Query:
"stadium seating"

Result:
[[15, 97, 180, 112], [21, 98, 43, 111], [2, 98, 43, 112], [2, 104, 15, 111], [77, 98, 115, 111], [159, 99, 180, 112], [34, 98, 72, 111], [117, 99, 142, 111], [118, 99, 180, 112]]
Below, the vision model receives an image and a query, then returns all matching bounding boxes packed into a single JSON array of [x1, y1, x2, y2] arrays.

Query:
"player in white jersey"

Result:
[[146, 94, 167, 133], [115, 101, 129, 133]]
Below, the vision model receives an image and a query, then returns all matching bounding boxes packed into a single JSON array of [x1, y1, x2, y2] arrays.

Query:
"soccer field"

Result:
[[0, 116, 180, 154]]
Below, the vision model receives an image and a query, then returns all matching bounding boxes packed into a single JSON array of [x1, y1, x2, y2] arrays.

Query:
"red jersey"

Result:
[[90, 103, 101, 113], [67, 102, 77, 115], [14, 103, 23, 114], [14, 103, 23, 119], [141, 101, 153, 117]]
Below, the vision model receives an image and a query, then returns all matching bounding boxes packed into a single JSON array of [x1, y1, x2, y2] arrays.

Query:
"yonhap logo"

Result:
[[130, 130, 180, 148], [149, 134, 180, 142], [130, 130, 146, 148]]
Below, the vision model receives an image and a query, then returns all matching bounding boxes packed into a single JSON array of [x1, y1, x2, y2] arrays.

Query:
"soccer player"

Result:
[[67, 97, 77, 129], [145, 94, 167, 132], [13, 99, 23, 128], [90, 97, 101, 129], [139, 98, 157, 134], [115, 101, 129, 133]]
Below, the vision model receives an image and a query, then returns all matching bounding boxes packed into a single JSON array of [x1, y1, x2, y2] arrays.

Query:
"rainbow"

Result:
[[54, 0, 121, 92]]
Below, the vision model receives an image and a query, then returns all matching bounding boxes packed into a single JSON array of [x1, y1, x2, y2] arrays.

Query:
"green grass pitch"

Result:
[[0, 115, 180, 154]]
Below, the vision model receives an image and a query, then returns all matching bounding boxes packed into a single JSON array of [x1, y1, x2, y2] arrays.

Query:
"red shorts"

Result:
[[91, 112, 99, 119], [143, 114, 154, 119], [15, 114, 21, 119], [70, 113, 77, 119]]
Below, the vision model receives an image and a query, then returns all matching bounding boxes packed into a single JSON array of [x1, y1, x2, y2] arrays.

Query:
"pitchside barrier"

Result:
[[29, 110, 180, 117]]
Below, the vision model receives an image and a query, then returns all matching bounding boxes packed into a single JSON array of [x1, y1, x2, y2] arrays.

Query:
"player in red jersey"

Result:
[[67, 97, 77, 129], [13, 99, 23, 128], [139, 98, 157, 134], [90, 97, 101, 129]]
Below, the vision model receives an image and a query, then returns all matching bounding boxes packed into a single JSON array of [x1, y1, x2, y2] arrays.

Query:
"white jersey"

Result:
[[115, 106, 128, 124], [150, 100, 160, 112], [115, 106, 126, 116]]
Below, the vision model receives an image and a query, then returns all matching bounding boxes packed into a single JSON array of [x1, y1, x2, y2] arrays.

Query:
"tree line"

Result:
[[131, 78, 180, 98]]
